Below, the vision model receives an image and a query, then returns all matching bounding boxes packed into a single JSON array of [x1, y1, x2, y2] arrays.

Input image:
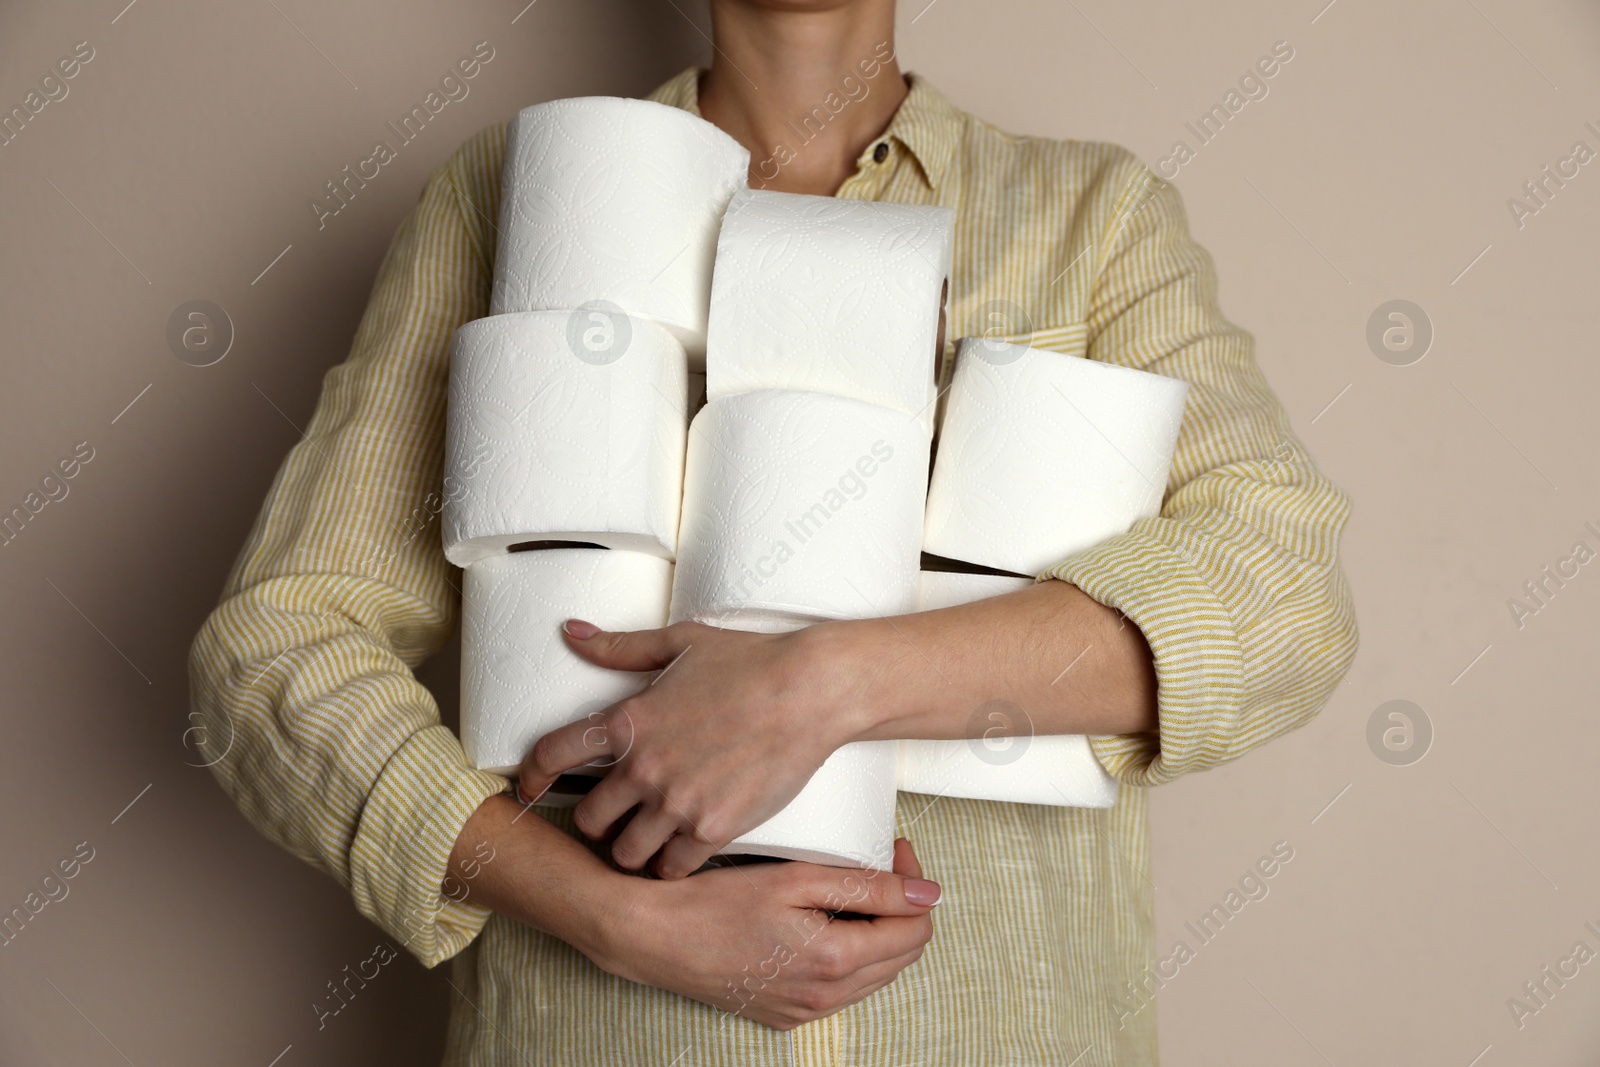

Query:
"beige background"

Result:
[[2, 0, 1597, 1063]]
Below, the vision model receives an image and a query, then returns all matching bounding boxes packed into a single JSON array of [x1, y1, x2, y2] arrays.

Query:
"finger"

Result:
[[793, 863, 942, 918], [837, 944, 929, 1002], [816, 912, 934, 971], [760, 948, 920, 1031], [571, 772, 647, 843], [562, 618, 690, 672], [605, 804, 682, 870], [652, 829, 720, 880], [515, 706, 635, 801]]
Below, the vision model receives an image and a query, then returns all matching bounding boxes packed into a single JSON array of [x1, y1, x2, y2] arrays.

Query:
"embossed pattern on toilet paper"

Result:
[[490, 97, 750, 350], [924, 337, 1191, 576], [728, 739, 900, 869], [897, 735, 1118, 808], [460, 549, 672, 775], [705, 189, 953, 424], [896, 570, 1120, 808], [443, 312, 689, 564], [670, 390, 930, 628]]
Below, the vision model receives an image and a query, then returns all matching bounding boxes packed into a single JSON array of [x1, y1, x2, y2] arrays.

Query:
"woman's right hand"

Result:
[[589, 837, 940, 1031]]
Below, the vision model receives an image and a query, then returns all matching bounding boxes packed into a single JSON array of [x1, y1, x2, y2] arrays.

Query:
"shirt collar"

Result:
[[644, 66, 961, 194]]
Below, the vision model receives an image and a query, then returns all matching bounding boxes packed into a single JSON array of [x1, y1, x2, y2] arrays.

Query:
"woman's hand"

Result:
[[449, 797, 939, 1032], [589, 838, 940, 1031], [515, 618, 863, 878]]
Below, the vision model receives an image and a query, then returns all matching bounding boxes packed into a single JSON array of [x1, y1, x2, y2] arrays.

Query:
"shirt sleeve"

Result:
[[1038, 152, 1359, 787], [186, 127, 510, 967]]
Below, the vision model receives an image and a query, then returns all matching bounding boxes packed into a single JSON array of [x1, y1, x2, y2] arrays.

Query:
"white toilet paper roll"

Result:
[[725, 733, 900, 870], [924, 338, 1190, 576], [896, 571, 1120, 808], [460, 549, 673, 776], [669, 390, 931, 630], [691, 609, 898, 869], [704, 189, 953, 427], [442, 312, 689, 566], [490, 97, 750, 355]]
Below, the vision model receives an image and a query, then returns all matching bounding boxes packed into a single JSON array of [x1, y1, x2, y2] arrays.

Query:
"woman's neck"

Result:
[[699, 1, 907, 196]]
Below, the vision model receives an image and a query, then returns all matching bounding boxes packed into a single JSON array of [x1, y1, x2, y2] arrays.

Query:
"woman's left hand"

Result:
[[514, 618, 864, 879]]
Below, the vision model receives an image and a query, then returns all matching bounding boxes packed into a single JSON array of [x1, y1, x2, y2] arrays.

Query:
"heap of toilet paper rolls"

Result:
[[443, 97, 1191, 871]]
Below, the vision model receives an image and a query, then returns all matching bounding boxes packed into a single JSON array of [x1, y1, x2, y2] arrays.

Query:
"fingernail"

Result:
[[904, 879, 942, 907], [564, 618, 600, 639], [515, 782, 548, 806]]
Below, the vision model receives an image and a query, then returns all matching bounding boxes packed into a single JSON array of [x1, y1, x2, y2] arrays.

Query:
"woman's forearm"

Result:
[[445, 793, 633, 964], [513, 579, 1157, 877], [819, 578, 1158, 744]]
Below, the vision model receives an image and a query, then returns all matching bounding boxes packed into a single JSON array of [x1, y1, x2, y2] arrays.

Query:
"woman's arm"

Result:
[[556, 577, 1156, 747], [517, 582, 1151, 880], [826, 578, 1158, 738]]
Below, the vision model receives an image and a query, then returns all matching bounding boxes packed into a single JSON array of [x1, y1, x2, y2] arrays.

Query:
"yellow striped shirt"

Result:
[[189, 67, 1357, 1066]]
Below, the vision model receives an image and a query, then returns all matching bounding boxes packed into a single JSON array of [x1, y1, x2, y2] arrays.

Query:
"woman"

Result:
[[190, 0, 1357, 1062]]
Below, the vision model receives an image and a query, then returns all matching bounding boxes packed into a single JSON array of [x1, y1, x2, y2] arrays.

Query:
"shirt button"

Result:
[[873, 142, 889, 164]]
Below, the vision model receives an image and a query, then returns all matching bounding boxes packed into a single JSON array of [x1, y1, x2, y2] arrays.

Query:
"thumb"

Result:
[[562, 618, 686, 672]]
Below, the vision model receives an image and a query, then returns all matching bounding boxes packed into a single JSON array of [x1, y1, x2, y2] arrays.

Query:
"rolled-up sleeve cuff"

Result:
[[348, 724, 509, 967], [1036, 522, 1245, 787]]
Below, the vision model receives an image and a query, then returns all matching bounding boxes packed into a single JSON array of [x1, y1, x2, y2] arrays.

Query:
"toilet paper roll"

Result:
[[442, 312, 689, 566], [491, 97, 750, 355], [724, 733, 899, 870], [896, 571, 1120, 808], [460, 549, 673, 776], [704, 189, 953, 427], [924, 338, 1190, 576], [670, 390, 931, 630], [684, 611, 897, 870]]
